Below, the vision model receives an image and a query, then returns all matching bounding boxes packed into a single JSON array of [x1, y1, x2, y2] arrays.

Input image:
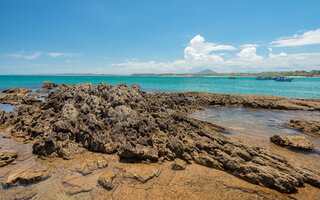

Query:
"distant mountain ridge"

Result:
[[196, 69, 217, 75]]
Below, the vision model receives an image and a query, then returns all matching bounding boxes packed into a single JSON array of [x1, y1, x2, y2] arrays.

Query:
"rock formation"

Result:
[[40, 81, 58, 89], [1, 82, 320, 193], [283, 119, 320, 135], [183, 92, 320, 110], [0, 150, 18, 167], [35, 89, 50, 93], [270, 134, 314, 151]]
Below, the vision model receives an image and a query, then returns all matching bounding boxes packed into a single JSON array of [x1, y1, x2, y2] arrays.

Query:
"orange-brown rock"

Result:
[[283, 119, 320, 135], [270, 134, 314, 151], [5, 168, 48, 186], [0, 150, 18, 167]]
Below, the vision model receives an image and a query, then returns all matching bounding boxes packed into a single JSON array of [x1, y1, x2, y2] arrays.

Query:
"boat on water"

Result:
[[256, 76, 275, 80], [275, 76, 294, 82], [228, 77, 237, 79]]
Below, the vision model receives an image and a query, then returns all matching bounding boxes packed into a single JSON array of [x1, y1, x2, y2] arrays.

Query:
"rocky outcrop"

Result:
[[5, 168, 48, 186], [41, 81, 58, 89], [0, 88, 39, 105], [183, 92, 320, 110], [270, 134, 314, 151], [2, 88, 31, 94], [35, 89, 50, 93], [0, 150, 18, 167], [283, 119, 320, 135], [0, 111, 15, 126], [3, 82, 320, 193]]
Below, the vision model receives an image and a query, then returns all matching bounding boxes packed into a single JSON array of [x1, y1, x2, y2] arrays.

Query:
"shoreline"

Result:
[[0, 82, 320, 199]]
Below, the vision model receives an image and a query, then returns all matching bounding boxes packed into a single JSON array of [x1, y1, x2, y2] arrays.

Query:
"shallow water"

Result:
[[191, 107, 320, 171], [0, 104, 15, 113]]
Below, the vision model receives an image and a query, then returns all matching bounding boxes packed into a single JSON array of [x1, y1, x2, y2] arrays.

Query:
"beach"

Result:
[[0, 80, 320, 199]]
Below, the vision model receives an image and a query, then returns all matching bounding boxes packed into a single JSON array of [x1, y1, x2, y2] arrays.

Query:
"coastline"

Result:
[[0, 82, 320, 199]]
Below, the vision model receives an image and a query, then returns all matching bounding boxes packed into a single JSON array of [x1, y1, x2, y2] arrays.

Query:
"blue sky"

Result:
[[1, 0, 320, 74]]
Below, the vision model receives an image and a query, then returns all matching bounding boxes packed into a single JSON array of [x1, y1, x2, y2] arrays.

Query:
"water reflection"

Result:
[[191, 107, 320, 171]]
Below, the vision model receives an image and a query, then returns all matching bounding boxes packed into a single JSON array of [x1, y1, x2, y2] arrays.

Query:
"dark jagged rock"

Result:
[[41, 81, 58, 89], [183, 92, 320, 110], [3, 82, 320, 193], [0, 150, 18, 167], [270, 134, 314, 151], [283, 119, 320, 135], [0, 111, 15, 125]]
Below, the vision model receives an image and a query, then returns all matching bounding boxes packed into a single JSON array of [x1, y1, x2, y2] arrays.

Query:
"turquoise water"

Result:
[[0, 75, 319, 98]]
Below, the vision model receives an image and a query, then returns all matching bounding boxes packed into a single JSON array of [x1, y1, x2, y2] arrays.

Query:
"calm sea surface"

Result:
[[0, 75, 319, 98]]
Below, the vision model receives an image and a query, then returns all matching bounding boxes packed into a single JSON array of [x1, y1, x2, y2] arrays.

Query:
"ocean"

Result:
[[0, 75, 320, 98]]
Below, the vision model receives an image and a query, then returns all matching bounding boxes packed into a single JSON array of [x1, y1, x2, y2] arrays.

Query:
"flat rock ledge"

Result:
[[283, 119, 320, 135], [1, 82, 320, 193], [270, 134, 314, 151], [0, 150, 18, 167], [183, 92, 320, 110], [5, 168, 49, 186]]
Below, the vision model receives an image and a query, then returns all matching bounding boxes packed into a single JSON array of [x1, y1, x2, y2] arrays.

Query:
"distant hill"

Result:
[[196, 69, 217, 75]]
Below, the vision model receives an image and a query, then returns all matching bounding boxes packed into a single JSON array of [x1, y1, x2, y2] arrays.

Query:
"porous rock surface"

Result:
[[183, 92, 320, 110], [270, 134, 314, 151], [1, 82, 320, 193], [41, 81, 58, 89], [0, 150, 18, 167], [283, 119, 320, 135]]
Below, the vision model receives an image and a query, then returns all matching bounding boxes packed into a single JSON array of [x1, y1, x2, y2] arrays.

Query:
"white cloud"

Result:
[[7, 51, 42, 59], [236, 44, 263, 60], [270, 28, 320, 47], [48, 52, 82, 58], [184, 35, 236, 61], [48, 52, 63, 58], [110, 34, 320, 74]]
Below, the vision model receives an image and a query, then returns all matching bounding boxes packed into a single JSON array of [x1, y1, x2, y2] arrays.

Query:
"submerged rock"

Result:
[[3, 82, 320, 193], [270, 134, 314, 151], [98, 170, 116, 190], [283, 119, 320, 135], [62, 174, 93, 195], [35, 89, 50, 93], [0, 150, 18, 167], [5, 168, 48, 186], [41, 81, 58, 89]]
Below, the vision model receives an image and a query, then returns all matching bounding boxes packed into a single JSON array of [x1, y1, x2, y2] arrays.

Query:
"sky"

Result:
[[1, 0, 320, 74]]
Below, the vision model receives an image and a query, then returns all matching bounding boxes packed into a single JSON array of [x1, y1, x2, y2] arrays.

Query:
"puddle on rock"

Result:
[[190, 107, 320, 171]]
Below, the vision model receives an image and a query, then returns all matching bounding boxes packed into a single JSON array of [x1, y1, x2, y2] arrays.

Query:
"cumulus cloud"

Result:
[[270, 28, 320, 47], [7, 51, 42, 59], [236, 44, 263, 60], [184, 35, 236, 61], [111, 34, 320, 74]]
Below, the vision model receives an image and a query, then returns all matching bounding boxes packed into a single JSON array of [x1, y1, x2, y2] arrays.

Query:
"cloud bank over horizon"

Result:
[[3, 29, 320, 74], [112, 29, 320, 74]]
